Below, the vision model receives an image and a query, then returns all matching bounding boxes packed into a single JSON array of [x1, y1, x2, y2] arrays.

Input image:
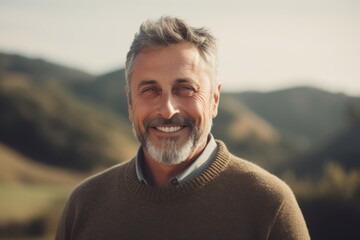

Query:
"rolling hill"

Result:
[[0, 52, 93, 83], [230, 87, 360, 145], [68, 69, 129, 117], [0, 77, 137, 171], [0, 143, 86, 185], [212, 95, 291, 168], [283, 120, 360, 177]]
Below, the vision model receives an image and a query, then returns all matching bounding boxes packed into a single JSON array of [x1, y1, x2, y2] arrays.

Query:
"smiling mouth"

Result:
[[155, 126, 184, 133]]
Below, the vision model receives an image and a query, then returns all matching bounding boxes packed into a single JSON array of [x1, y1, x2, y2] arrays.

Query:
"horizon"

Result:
[[1, 0, 359, 96]]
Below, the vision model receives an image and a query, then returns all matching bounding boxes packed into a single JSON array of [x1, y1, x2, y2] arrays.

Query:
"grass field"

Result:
[[0, 183, 72, 222], [0, 143, 88, 239], [0, 183, 76, 239]]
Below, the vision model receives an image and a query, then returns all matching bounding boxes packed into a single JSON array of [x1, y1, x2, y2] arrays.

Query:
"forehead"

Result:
[[131, 43, 210, 86]]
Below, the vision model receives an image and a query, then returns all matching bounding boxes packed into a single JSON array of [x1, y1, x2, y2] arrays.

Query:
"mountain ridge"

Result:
[[0, 52, 94, 83]]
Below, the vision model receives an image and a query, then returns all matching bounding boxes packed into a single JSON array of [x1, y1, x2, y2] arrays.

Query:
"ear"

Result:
[[212, 82, 221, 118], [125, 86, 133, 122]]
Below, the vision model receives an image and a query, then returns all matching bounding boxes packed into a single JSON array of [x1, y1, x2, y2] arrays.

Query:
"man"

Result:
[[56, 16, 309, 239]]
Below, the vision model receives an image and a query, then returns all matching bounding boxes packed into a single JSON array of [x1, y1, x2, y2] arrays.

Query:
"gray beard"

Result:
[[132, 115, 212, 165], [145, 134, 197, 165]]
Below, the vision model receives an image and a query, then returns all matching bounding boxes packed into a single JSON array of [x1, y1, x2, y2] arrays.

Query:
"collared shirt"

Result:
[[135, 135, 218, 186]]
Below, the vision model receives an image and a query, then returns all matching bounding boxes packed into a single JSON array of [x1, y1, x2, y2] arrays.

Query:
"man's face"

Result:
[[128, 42, 221, 165]]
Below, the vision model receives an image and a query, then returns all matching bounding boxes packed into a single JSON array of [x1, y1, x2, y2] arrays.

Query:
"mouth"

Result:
[[144, 116, 193, 135], [155, 126, 185, 133]]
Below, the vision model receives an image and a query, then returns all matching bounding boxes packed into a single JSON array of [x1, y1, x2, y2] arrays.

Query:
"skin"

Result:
[[127, 42, 221, 187]]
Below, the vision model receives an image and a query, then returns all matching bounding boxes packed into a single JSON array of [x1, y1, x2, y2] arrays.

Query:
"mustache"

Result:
[[143, 115, 194, 129]]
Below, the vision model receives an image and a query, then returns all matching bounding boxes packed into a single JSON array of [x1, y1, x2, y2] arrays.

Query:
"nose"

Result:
[[158, 93, 180, 119]]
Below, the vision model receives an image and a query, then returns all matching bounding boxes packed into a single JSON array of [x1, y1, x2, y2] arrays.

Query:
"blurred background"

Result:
[[0, 0, 359, 239]]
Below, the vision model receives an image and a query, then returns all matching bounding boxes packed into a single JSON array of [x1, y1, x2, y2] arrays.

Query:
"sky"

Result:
[[1, 0, 360, 96]]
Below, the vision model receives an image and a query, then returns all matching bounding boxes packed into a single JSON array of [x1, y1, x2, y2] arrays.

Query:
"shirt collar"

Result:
[[135, 135, 218, 186], [135, 147, 148, 185]]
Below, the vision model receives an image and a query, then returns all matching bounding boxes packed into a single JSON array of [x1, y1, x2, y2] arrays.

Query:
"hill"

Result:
[[230, 87, 360, 145], [0, 143, 86, 185], [212, 95, 292, 168], [0, 78, 137, 171], [0, 52, 93, 83], [283, 113, 360, 177], [68, 69, 129, 117]]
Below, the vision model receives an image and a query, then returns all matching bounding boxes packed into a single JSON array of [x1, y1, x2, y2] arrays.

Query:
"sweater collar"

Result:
[[125, 140, 231, 201]]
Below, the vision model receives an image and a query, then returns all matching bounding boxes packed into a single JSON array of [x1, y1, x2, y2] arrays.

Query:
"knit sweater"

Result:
[[56, 140, 310, 240]]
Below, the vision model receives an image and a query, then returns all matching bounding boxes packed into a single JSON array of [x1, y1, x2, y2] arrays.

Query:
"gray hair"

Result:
[[125, 16, 218, 90]]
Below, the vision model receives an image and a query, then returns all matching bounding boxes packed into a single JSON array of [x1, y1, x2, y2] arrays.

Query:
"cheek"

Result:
[[182, 94, 211, 122], [130, 102, 149, 128], [131, 97, 154, 116]]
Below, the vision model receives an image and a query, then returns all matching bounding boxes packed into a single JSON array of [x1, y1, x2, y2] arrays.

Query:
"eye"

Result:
[[140, 87, 161, 97], [174, 85, 195, 96]]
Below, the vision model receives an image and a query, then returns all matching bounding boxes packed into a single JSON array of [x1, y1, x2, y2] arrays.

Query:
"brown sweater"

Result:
[[56, 141, 309, 240]]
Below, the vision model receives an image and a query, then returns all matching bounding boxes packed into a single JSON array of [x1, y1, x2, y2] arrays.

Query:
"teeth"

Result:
[[156, 126, 182, 133]]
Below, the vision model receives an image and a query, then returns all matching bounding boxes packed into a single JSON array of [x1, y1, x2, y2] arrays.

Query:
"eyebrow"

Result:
[[175, 78, 200, 89], [137, 79, 158, 88], [175, 79, 190, 84], [137, 78, 199, 88]]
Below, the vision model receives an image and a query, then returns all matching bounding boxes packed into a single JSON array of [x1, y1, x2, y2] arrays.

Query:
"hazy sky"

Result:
[[1, 0, 359, 95]]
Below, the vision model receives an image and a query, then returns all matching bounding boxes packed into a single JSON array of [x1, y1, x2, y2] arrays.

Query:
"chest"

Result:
[[70, 191, 272, 240]]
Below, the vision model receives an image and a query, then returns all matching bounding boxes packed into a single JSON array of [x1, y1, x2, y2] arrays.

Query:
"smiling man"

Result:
[[56, 17, 310, 239], [128, 42, 219, 187]]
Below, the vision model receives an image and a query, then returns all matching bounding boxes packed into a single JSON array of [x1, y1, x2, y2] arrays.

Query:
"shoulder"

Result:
[[229, 154, 293, 198], [56, 159, 136, 238], [215, 140, 293, 203], [78, 159, 132, 187], [217, 148, 309, 239], [218, 151, 301, 223], [69, 159, 134, 202], [217, 140, 289, 191]]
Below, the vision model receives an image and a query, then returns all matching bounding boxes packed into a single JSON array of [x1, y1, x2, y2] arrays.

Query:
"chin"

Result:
[[145, 136, 196, 165]]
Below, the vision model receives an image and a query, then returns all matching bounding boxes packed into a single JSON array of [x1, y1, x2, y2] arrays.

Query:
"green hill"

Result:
[[68, 69, 129, 117], [0, 78, 137, 171], [212, 95, 295, 169], [230, 87, 360, 145], [0, 143, 86, 184], [283, 112, 360, 177], [0, 52, 93, 83]]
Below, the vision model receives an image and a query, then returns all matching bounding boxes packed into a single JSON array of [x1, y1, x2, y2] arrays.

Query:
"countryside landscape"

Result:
[[0, 52, 360, 239]]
